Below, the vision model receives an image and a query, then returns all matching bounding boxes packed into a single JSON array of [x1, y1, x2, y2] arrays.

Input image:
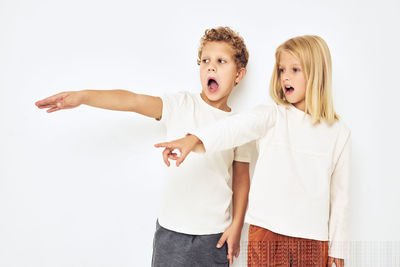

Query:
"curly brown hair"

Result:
[[197, 26, 249, 69]]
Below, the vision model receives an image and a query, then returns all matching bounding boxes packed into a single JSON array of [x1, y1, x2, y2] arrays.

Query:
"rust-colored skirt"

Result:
[[247, 225, 328, 267]]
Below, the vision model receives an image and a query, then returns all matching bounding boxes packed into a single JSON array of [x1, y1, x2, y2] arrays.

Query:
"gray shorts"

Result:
[[152, 220, 229, 267]]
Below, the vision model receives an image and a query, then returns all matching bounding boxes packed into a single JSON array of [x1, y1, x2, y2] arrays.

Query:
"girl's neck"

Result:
[[293, 99, 305, 112]]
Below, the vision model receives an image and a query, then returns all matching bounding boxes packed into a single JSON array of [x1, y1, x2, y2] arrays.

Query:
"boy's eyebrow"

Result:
[[203, 54, 231, 57]]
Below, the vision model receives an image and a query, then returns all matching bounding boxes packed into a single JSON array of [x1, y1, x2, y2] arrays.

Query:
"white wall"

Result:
[[1, 0, 399, 266]]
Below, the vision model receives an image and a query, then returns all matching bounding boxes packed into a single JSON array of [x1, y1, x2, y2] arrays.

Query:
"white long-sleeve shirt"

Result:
[[192, 102, 351, 258]]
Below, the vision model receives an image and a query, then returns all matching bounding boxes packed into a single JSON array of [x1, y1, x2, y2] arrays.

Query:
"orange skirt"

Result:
[[247, 225, 328, 267]]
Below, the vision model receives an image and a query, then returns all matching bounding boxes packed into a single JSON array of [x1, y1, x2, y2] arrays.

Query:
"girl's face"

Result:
[[278, 50, 306, 111]]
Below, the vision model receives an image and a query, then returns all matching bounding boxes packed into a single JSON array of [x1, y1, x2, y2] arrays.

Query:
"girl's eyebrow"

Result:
[[280, 63, 301, 66]]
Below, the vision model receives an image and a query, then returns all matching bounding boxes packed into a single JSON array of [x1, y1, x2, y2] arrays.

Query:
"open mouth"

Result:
[[207, 78, 219, 93], [284, 85, 294, 94]]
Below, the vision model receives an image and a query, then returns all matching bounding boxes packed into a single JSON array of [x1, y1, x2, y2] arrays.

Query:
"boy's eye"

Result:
[[218, 59, 226, 63], [202, 59, 209, 63]]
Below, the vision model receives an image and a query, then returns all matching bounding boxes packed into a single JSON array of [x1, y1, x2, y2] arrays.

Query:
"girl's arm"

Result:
[[35, 90, 162, 119], [194, 104, 276, 153], [155, 104, 276, 166], [216, 161, 250, 264], [328, 130, 351, 265]]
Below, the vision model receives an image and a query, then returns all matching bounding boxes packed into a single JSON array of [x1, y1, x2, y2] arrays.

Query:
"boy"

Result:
[[35, 27, 251, 266]]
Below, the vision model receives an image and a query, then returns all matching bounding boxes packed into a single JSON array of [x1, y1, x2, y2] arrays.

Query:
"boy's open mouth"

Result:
[[207, 78, 219, 93], [285, 85, 294, 94]]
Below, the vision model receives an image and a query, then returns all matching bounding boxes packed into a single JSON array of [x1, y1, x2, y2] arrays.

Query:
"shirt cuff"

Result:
[[329, 240, 348, 259]]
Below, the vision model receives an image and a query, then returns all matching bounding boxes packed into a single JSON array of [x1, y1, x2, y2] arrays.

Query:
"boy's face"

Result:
[[199, 41, 244, 108], [279, 50, 307, 111]]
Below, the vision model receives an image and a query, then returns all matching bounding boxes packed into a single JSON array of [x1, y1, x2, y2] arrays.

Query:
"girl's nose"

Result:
[[282, 74, 289, 81]]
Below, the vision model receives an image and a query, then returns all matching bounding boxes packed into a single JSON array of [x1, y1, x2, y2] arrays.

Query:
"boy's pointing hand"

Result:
[[155, 134, 203, 167]]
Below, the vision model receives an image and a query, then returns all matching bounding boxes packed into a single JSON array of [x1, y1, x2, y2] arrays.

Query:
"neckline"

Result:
[[288, 104, 307, 117], [196, 93, 232, 114]]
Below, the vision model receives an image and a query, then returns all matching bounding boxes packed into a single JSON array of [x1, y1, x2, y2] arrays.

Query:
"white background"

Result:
[[1, 0, 399, 266]]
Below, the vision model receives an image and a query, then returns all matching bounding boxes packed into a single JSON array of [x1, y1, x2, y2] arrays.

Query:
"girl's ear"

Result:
[[235, 68, 247, 85]]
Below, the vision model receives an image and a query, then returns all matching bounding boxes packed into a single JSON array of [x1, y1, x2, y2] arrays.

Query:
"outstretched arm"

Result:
[[35, 90, 162, 119], [155, 104, 277, 166]]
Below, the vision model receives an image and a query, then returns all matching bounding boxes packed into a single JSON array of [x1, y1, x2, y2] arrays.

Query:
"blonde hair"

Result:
[[197, 26, 249, 69], [270, 35, 338, 124]]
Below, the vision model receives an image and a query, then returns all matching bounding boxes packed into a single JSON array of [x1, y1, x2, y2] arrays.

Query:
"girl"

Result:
[[155, 35, 350, 267]]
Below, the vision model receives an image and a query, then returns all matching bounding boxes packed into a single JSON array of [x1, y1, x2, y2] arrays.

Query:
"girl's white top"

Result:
[[193, 102, 351, 259]]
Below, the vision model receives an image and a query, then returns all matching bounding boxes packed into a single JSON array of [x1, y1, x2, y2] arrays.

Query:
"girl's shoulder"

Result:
[[332, 119, 351, 139]]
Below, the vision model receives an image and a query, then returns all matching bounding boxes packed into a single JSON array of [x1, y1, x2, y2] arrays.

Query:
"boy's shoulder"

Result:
[[160, 91, 203, 124], [162, 91, 197, 105], [160, 91, 197, 112]]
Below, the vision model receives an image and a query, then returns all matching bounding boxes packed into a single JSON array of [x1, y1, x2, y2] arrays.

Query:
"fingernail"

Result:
[[216, 243, 221, 248]]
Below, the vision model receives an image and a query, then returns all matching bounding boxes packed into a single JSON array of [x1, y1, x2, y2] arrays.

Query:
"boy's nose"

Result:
[[208, 65, 216, 72]]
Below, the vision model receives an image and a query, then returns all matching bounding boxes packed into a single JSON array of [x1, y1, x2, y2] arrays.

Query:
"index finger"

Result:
[[154, 142, 175, 148]]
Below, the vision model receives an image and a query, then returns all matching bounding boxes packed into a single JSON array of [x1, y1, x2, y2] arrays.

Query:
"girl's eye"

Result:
[[293, 68, 300, 72], [219, 59, 226, 63], [279, 68, 284, 73], [202, 59, 209, 63]]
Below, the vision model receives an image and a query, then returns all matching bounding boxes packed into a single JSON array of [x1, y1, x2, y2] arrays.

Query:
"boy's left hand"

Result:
[[328, 256, 344, 267], [216, 222, 242, 265]]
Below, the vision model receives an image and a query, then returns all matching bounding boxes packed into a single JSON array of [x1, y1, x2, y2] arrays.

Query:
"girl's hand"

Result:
[[216, 222, 242, 265], [35, 91, 83, 113], [154, 134, 202, 167], [328, 256, 344, 267]]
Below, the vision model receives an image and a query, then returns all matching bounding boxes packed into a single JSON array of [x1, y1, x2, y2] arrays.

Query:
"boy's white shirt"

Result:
[[158, 91, 252, 235], [192, 102, 351, 259]]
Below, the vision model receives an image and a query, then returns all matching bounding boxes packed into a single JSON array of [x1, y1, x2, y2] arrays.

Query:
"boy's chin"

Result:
[[202, 90, 225, 102]]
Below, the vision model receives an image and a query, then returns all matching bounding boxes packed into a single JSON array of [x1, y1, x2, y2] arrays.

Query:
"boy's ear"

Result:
[[235, 68, 247, 85]]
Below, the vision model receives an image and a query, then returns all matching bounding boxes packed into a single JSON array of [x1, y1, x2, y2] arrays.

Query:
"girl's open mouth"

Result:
[[207, 78, 219, 93], [285, 85, 294, 95]]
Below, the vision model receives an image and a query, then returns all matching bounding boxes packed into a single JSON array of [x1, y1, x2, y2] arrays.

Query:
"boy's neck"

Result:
[[200, 92, 231, 112]]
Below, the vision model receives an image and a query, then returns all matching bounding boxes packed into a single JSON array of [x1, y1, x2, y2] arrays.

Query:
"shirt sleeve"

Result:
[[233, 141, 255, 163], [159, 92, 187, 126], [191, 103, 277, 153], [328, 129, 351, 259]]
